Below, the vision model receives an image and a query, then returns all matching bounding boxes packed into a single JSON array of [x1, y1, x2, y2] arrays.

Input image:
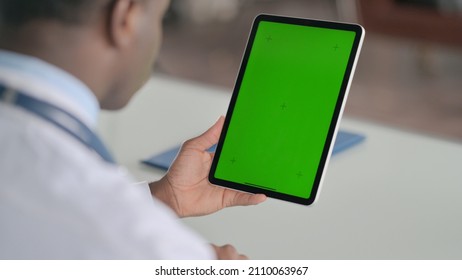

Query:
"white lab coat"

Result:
[[0, 50, 214, 259]]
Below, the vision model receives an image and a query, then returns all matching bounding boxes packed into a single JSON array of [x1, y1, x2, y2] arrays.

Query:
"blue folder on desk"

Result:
[[142, 130, 365, 170]]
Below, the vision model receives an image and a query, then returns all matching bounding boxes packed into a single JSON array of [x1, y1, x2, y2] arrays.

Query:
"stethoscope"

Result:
[[0, 84, 115, 164]]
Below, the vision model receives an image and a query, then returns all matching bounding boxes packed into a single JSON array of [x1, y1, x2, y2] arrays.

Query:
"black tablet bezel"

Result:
[[208, 14, 364, 205]]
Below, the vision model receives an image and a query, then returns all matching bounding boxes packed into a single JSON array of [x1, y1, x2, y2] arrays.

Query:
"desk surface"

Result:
[[98, 76, 462, 259]]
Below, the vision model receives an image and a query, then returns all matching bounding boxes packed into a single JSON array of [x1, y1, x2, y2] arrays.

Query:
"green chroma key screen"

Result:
[[210, 15, 362, 205]]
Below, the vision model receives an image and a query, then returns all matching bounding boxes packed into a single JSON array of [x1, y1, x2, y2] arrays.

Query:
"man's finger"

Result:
[[224, 191, 267, 207], [185, 116, 224, 151]]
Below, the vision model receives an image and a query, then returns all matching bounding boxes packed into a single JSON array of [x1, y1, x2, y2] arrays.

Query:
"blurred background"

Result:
[[154, 0, 462, 141]]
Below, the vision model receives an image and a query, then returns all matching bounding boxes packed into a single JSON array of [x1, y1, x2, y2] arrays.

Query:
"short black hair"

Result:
[[0, 0, 110, 26]]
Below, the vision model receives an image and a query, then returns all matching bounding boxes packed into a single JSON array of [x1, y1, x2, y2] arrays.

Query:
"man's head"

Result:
[[0, 0, 105, 26], [0, 0, 170, 110]]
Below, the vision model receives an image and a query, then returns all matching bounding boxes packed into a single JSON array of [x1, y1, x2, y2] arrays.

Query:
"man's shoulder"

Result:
[[0, 105, 214, 259], [0, 101, 119, 182], [0, 101, 151, 213]]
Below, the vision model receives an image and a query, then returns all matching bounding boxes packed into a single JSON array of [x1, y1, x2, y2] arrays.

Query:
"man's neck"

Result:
[[0, 21, 111, 107]]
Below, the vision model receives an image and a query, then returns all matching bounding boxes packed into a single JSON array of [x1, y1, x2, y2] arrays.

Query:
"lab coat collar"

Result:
[[0, 49, 99, 127]]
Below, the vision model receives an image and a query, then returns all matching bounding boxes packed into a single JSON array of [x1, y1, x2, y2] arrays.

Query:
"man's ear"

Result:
[[106, 0, 142, 48]]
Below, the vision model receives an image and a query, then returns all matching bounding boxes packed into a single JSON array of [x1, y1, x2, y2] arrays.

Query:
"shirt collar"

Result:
[[0, 49, 99, 127]]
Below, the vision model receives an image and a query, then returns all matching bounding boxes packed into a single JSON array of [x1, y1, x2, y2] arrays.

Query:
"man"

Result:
[[0, 0, 266, 259]]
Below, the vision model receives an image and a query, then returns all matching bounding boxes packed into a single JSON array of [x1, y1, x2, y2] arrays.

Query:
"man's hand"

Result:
[[150, 116, 266, 217], [212, 244, 248, 260]]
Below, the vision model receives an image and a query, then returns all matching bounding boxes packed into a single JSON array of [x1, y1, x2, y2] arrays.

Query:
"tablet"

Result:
[[209, 14, 365, 205]]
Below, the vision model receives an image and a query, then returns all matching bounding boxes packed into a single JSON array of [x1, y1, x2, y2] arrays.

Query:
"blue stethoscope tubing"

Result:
[[0, 84, 115, 164]]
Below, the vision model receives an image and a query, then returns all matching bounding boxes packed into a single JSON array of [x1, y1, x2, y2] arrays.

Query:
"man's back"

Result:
[[0, 51, 213, 259]]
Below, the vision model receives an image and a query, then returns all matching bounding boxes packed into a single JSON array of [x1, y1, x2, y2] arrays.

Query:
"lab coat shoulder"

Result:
[[0, 104, 215, 259]]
